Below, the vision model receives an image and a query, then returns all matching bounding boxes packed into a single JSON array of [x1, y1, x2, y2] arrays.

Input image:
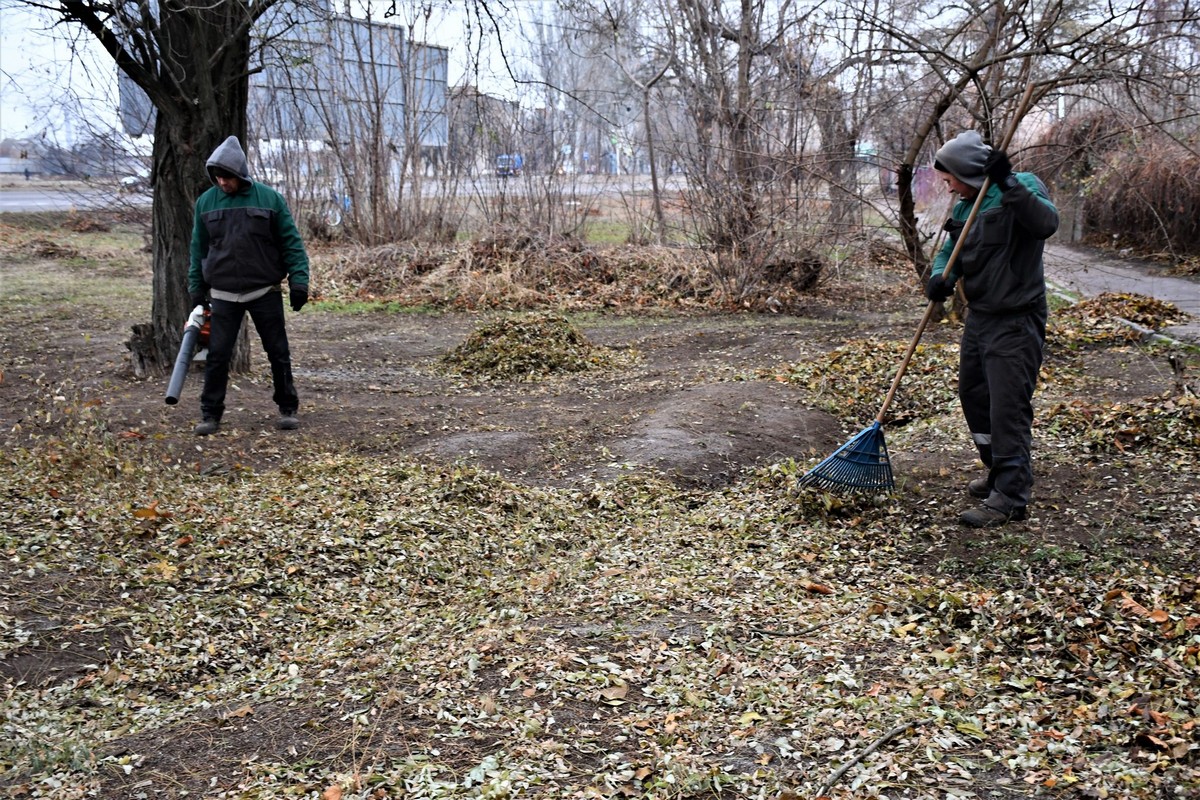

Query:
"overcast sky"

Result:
[[0, 5, 114, 142], [0, 1, 537, 144]]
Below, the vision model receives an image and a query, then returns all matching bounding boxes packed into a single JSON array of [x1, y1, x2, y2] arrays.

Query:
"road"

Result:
[[0, 183, 150, 212], [0, 173, 680, 211]]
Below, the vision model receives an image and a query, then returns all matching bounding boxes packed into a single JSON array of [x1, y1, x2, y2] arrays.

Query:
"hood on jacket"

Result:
[[205, 136, 253, 187], [934, 130, 990, 189]]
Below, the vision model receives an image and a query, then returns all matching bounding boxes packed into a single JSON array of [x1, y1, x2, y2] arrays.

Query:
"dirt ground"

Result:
[[4, 281, 853, 486], [2, 236, 1191, 537]]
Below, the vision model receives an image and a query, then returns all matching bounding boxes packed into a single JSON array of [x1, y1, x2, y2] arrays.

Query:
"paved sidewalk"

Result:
[[1044, 242, 1200, 346]]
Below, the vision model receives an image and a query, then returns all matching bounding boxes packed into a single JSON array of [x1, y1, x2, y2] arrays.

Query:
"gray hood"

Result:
[[934, 131, 990, 189], [205, 136, 252, 186]]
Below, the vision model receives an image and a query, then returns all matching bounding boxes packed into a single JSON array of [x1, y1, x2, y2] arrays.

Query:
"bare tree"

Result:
[[11, 0, 315, 373], [252, 1, 456, 243], [588, 0, 676, 242], [848, 0, 1200, 276]]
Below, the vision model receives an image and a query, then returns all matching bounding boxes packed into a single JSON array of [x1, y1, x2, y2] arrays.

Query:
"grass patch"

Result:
[[580, 218, 633, 245], [313, 298, 440, 315]]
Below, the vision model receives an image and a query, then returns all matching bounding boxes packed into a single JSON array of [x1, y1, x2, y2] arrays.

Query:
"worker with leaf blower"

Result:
[[926, 130, 1059, 528], [188, 135, 310, 436]]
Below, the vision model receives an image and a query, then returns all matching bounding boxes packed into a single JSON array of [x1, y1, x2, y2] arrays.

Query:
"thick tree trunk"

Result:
[[146, 110, 209, 371], [896, 163, 927, 273], [128, 13, 255, 376], [813, 83, 857, 243]]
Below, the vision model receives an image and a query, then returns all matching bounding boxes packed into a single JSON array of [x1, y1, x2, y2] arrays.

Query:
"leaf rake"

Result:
[[797, 420, 894, 492], [799, 84, 1036, 493], [796, 297, 944, 493]]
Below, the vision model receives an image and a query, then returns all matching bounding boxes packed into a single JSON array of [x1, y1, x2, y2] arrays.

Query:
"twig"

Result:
[[816, 716, 936, 798], [749, 618, 838, 638], [749, 608, 857, 638]]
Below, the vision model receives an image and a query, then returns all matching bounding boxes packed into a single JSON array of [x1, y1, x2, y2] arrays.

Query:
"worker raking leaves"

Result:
[[926, 130, 1059, 527]]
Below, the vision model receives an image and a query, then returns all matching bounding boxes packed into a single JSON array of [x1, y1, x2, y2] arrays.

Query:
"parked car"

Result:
[[496, 153, 523, 177], [119, 172, 149, 193]]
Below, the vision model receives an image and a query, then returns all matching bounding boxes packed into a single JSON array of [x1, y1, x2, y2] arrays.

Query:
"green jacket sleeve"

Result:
[[273, 195, 310, 290], [188, 201, 209, 296], [931, 203, 965, 282], [1005, 174, 1059, 240], [932, 236, 955, 282]]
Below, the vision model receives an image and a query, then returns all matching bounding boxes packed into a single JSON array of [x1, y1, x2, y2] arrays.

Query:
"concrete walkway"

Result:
[[1044, 242, 1200, 346]]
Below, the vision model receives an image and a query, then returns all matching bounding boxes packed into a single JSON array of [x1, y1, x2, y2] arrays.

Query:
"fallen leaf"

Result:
[[133, 500, 172, 520], [600, 684, 628, 704], [1120, 596, 1153, 617], [955, 721, 987, 739]]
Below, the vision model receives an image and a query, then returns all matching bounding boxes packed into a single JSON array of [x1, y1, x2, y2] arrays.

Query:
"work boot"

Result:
[[194, 418, 220, 436], [960, 503, 1026, 528], [276, 414, 300, 431], [968, 477, 990, 499]]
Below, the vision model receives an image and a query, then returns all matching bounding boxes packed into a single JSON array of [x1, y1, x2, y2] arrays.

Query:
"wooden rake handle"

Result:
[[875, 82, 1037, 425]]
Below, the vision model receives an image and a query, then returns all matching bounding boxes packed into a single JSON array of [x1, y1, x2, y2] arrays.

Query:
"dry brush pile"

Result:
[[311, 228, 829, 313], [1032, 113, 1200, 264]]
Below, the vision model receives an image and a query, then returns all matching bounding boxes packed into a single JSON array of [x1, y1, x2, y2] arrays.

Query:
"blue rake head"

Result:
[[797, 421, 894, 492]]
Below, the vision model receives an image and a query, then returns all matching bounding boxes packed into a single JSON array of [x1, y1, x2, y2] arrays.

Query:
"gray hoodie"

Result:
[[190, 136, 309, 298], [934, 131, 989, 189], [205, 135, 253, 186]]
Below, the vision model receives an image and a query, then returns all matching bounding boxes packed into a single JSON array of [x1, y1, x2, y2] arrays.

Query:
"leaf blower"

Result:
[[164, 304, 210, 405]]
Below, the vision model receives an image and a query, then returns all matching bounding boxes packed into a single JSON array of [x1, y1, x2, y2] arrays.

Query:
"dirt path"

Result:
[[90, 311, 864, 488], [1045, 242, 1200, 344]]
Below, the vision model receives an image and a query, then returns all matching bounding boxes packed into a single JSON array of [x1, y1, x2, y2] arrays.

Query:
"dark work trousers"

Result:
[[199, 291, 298, 421], [958, 304, 1047, 512]]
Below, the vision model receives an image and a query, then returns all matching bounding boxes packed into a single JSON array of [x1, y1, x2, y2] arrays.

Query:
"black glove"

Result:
[[189, 291, 209, 310], [925, 274, 954, 302], [983, 149, 1014, 189], [289, 286, 308, 312]]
